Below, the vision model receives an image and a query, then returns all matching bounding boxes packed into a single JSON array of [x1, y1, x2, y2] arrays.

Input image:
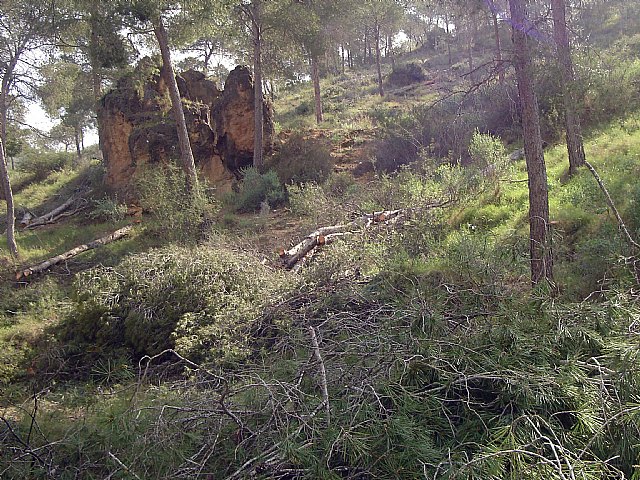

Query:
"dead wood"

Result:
[[281, 201, 453, 271], [585, 160, 640, 252], [16, 225, 134, 280], [281, 209, 404, 270], [24, 190, 91, 229]]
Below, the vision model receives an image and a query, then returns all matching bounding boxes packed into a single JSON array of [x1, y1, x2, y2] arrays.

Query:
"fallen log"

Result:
[[23, 188, 93, 229], [25, 196, 78, 228], [16, 225, 134, 280], [281, 209, 404, 270], [281, 201, 454, 271]]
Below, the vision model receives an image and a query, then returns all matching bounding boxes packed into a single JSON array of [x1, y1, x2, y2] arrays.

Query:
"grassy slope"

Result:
[[2, 22, 640, 475]]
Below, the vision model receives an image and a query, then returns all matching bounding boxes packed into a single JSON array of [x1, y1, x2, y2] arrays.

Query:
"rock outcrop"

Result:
[[98, 61, 273, 196]]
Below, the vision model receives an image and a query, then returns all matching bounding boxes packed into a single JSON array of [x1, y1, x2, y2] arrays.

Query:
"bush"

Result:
[[17, 151, 73, 181], [468, 130, 507, 172], [89, 196, 128, 223], [267, 133, 333, 185], [136, 164, 217, 239], [225, 168, 285, 212], [387, 62, 426, 87], [60, 244, 289, 363]]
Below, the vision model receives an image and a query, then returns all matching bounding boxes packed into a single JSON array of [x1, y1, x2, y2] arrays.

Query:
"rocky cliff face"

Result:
[[98, 61, 273, 196]]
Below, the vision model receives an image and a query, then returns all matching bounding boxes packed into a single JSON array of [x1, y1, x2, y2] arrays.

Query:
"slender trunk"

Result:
[[89, 7, 106, 160], [10, 156, 14, 170], [0, 136, 18, 257], [74, 126, 82, 166], [445, 13, 452, 67], [154, 17, 198, 193], [493, 12, 504, 83], [311, 55, 324, 124], [467, 20, 474, 82], [363, 27, 369, 66], [551, 0, 586, 176], [252, 5, 264, 169], [0, 85, 7, 146], [509, 0, 553, 286], [341, 44, 346, 74], [375, 23, 384, 97]]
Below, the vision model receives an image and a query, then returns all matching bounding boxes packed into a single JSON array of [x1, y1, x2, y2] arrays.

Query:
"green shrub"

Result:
[[136, 164, 218, 239], [468, 131, 506, 168], [294, 101, 312, 115], [61, 243, 289, 363], [387, 62, 426, 87], [17, 151, 73, 180], [267, 133, 333, 185], [225, 168, 285, 212], [89, 196, 128, 223]]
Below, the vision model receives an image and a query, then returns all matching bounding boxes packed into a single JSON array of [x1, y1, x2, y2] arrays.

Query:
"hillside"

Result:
[[2, 3, 640, 479]]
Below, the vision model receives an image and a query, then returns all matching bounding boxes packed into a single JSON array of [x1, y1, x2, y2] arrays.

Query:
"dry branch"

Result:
[[585, 160, 640, 251], [24, 190, 91, 229], [16, 225, 134, 280], [281, 209, 404, 270], [281, 202, 452, 270]]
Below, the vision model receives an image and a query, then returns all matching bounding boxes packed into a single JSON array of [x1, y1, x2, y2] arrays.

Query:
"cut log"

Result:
[[281, 209, 404, 270], [281, 202, 452, 271], [25, 190, 92, 229], [16, 225, 134, 280]]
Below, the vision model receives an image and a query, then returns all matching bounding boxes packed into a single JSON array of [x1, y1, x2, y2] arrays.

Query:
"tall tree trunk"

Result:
[[89, 7, 106, 160], [252, 3, 264, 169], [0, 74, 17, 256], [154, 17, 199, 193], [551, 0, 586, 177], [375, 23, 384, 97], [492, 12, 504, 83], [74, 126, 82, 166], [311, 55, 324, 124], [509, 0, 553, 286], [467, 18, 474, 82], [363, 27, 369, 66], [0, 136, 18, 257], [341, 45, 346, 74], [445, 13, 452, 67]]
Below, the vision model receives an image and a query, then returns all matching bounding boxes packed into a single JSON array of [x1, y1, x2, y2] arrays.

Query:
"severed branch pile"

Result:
[[21, 189, 92, 229], [280, 202, 451, 271]]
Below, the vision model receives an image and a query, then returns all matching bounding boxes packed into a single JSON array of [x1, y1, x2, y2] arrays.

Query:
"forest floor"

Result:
[[3, 38, 640, 477]]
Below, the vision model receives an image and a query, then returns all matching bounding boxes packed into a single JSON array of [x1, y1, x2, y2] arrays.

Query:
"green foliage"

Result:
[[61, 243, 289, 363], [88, 196, 128, 223], [374, 89, 513, 172], [224, 167, 286, 212], [267, 133, 333, 185], [387, 61, 426, 87], [137, 164, 218, 239], [468, 130, 507, 171], [17, 151, 73, 181]]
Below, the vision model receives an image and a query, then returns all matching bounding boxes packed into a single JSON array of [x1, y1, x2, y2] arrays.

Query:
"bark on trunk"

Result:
[[311, 55, 324, 124], [445, 13, 452, 67], [74, 126, 82, 166], [467, 15, 476, 82], [509, 0, 553, 286], [0, 136, 18, 257], [375, 23, 384, 97], [551, 0, 586, 176], [89, 7, 106, 159], [493, 12, 504, 83], [252, 3, 264, 169], [154, 17, 199, 193]]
